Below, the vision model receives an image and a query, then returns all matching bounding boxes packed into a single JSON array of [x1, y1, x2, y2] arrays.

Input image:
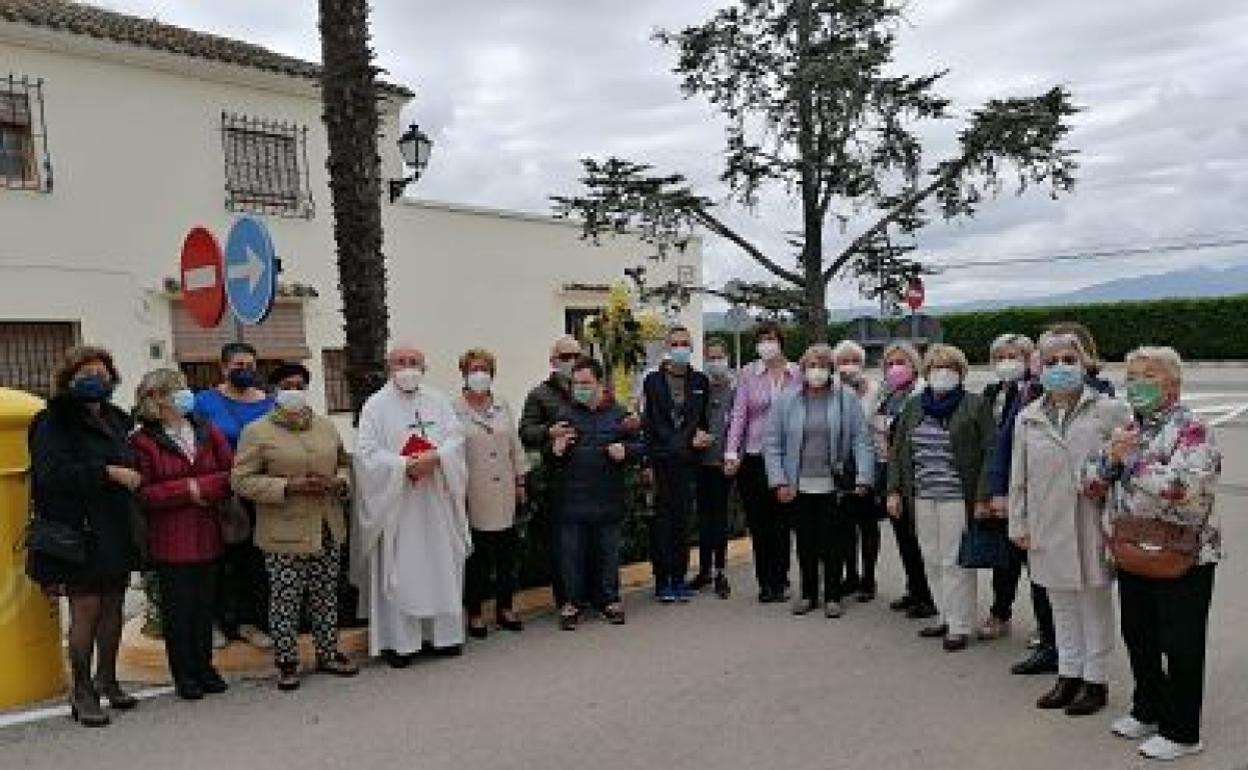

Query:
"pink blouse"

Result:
[[724, 360, 801, 460]]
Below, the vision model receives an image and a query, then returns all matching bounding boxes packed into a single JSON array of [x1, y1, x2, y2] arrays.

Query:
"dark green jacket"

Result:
[[886, 390, 996, 513]]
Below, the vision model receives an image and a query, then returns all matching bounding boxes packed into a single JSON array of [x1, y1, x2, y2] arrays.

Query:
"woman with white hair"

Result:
[[831, 339, 882, 601], [872, 342, 935, 619], [1085, 346, 1222, 761], [1008, 332, 1132, 716], [764, 343, 874, 618], [887, 344, 994, 652]]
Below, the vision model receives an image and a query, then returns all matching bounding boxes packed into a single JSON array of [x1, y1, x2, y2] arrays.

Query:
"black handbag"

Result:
[[957, 518, 1011, 570], [23, 516, 89, 565]]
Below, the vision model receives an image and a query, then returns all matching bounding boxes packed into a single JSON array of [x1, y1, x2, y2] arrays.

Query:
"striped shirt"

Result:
[[913, 416, 963, 500]]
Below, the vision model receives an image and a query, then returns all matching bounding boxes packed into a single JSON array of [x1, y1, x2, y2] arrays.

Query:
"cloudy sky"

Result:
[[99, 0, 1248, 310]]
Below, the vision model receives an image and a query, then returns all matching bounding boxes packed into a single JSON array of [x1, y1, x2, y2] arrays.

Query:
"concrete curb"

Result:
[[117, 537, 756, 684]]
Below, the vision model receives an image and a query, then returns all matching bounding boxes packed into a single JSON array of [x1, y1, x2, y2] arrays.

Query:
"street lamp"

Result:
[[389, 123, 433, 203]]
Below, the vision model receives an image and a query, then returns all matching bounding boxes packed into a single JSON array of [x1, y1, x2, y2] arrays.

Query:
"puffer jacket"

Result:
[[547, 400, 644, 522]]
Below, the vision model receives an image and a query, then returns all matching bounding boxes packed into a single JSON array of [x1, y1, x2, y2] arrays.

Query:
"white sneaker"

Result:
[[1112, 714, 1158, 740], [1138, 735, 1204, 761], [239, 624, 273, 650], [212, 626, 228, 650]]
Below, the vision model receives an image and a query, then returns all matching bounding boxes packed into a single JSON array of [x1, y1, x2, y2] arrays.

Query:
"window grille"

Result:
[[1, 74, 53, 192], [321, 348, 352, 413], [0, 322, 79, 396], [220, 112, 313, 218]]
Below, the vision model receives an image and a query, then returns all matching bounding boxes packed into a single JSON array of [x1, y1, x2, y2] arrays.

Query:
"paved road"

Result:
[[2, 367, 1246, 770]]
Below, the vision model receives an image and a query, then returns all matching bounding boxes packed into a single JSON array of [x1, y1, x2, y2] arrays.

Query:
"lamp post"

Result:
[[388, 123, 433, 203]]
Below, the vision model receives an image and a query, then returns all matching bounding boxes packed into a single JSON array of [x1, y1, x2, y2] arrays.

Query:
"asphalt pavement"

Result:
[[1, 365, 1246, 770]]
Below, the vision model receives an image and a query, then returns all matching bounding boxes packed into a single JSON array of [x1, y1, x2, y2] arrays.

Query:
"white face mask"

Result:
[[756, 341, 781, 361], [995, 359, 1026, 383], [465, 371, 492, 394], [275, 388, 307, 413], [554, 359, 576, 379], [394, 367, 424, 393], [705, 359, 730, 379], [804, 367, 831, 388], [929, 368, 961, 394]]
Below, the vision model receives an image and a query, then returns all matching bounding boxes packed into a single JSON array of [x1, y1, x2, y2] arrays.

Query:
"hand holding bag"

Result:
[[957, 515, 1012, 570]]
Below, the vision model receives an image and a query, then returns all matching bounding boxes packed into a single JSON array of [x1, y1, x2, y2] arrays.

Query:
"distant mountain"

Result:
[[703, 263, 1248, 329]]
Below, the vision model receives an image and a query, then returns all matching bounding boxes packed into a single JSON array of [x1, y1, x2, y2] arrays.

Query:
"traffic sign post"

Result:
[[905, 277, 925, 342], [180, 227, 226, 329], [224, 216, 278, 326]]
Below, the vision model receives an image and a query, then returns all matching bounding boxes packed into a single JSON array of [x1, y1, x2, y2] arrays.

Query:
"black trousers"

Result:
[[556, 519, 622, 608], [889, 497, 933, 606], [464, 527, 519, 616], [989, 524, 1027, 621], [842, 492, 881, 591], [1119, 564, 1216, 745], [1030, 582, 1057, 654], [651, 462, 697, 589], [792, 492, 852, 604], [738, 455, 791, 594], [155, 561, 218, 688], [695, 465, 730, 574]]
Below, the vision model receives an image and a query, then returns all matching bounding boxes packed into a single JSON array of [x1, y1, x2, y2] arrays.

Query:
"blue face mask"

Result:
[[70, 375, 114, 403], [173, 388, 196, 416], [669, 346, 692, 366], [227, 368, 258, 389], [1041, 363, 1084, 394]]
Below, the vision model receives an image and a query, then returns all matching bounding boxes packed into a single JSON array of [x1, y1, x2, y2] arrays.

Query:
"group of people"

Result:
[[23, 321, 1222, 762]]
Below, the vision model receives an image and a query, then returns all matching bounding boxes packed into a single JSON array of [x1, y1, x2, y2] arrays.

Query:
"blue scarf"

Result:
[[921, 385, 965, 421]]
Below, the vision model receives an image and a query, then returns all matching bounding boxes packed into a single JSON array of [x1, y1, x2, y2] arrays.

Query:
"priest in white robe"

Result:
[[351, 344, 471, 665]]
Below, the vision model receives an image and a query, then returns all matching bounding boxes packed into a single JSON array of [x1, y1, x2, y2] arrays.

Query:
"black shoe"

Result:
[[382, 649, 418, 669], [175, 681, 205, 701], [919, 623, 949, 639], [199, 670, 228, 695], [906, 602, 938, 620], [95, 679, 138, 711], [468, 619, 488, 640], [496, 614, 524, 633], [1011, 648, 1059, 676], [943, 634, 969, 652], [1036, 677, 1083, 710], [431, 644, 463, 658], [714, 573, 731, 599], [687, 573, 712, 591], [1064, 683, 1108, 716], [276, 664, 300, 693], [758, 588, 776, 604], [889, 595, 915, 612]]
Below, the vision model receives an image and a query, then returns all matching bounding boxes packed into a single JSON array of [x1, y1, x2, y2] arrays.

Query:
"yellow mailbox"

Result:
[[0, 388, 66, 710]]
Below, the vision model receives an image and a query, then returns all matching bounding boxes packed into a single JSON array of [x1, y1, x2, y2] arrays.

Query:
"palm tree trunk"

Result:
[[319, 0, 389, 417]]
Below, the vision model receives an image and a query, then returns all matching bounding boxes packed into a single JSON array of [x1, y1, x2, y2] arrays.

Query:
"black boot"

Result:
[[69, 654, 109, 727], [1036, 677, 1083, 710], [1064, 682, 1108, 716]]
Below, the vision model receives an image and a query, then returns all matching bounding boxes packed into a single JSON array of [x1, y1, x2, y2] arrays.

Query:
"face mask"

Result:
[[885, 363, 914, 389], [394, 367, 424, 393], [706, 359, 730, 379], [995, 359, 1026, 383], [668, 346, 693, 366], [756, 341, 781, 361], [1040, 363, 1084, 394], [172, 388, 196, 416], [465, 371, 493, 394], [274, 389, 307, 413], [227, 368, 257, 389], [1126, 379, 1164, 414], [70, 375, 114, 403], [928, 368, 961, 394], [837, 363, 863, 384], [554, 359, 576, 379], [572, 385, 597, 406], [804, 367, 831, 388]]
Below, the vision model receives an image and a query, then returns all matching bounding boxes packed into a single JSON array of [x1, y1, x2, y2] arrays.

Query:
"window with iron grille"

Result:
[[1, 74, 53, 192], [0, 322, 79, 397], [322, 348, 352, 414], [220, 112, 313, 218]]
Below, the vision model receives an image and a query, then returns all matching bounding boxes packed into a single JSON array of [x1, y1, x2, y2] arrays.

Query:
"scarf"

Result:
[[270, 406, 314, 432], [920, 384, 965, 422]]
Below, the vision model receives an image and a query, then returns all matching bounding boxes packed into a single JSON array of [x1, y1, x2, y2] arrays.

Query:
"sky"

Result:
[[96, 0, 1248, 311]]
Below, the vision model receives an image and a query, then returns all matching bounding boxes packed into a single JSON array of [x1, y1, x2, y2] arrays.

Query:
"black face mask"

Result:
[[227, 368, 258, 389]]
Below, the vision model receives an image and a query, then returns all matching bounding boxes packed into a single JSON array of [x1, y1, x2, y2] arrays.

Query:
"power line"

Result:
[[930, 237, 1248, 271]]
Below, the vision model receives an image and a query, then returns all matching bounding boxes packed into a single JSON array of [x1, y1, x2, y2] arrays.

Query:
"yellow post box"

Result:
[[0, 388, 66, 710]]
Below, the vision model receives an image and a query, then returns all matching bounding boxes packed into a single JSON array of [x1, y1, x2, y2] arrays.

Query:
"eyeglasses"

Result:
[[555, 352, 580, 362]]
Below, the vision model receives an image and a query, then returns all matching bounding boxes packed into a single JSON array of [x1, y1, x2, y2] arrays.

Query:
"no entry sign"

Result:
[[180, 226, 226, 329], [905, 276, 926, 311]]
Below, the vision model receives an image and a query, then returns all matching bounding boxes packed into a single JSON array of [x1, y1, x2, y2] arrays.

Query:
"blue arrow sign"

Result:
[[224, 216, 277, 326]]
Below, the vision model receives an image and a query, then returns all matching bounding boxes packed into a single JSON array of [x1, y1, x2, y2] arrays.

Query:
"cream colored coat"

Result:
[[452, 394, 529, 532], [1008, 388, 1132, 590]]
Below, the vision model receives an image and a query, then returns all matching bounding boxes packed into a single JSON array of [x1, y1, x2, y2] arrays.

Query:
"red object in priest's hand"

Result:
[[401, 433, 437, 457]]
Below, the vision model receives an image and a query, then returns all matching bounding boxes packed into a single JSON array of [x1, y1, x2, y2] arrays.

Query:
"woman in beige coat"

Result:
[[453, 348, 529, 639], [232, 363, 358, 691], [1008, 333, 1131, 716]]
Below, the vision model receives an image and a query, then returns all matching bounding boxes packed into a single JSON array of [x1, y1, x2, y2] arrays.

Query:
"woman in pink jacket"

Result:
[[724, 321, 801, 603]]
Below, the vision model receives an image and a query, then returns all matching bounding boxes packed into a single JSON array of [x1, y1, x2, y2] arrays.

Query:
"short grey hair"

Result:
[[799, 343, 835, 369], [990, 333, 1034, 360], [134, 368, 187, 422], [1036, 331, 1090, 365], [880, 341, 921, 373], [1126, 346, 1183, 384], [831, 340, 866, 363]]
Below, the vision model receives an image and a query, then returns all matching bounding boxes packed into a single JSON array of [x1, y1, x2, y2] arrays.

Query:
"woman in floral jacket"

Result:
[[1085, 346, 1222, 762]]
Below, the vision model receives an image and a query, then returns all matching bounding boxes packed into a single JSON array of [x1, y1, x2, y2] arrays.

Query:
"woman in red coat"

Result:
[[130, 369, 234, 700]]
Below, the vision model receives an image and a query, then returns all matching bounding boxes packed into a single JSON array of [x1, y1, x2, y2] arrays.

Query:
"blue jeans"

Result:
[[556, 520, 622, 608]]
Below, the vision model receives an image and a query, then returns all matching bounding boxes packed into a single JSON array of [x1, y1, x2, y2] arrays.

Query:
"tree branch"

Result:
[[691, 208, 806, 287]]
